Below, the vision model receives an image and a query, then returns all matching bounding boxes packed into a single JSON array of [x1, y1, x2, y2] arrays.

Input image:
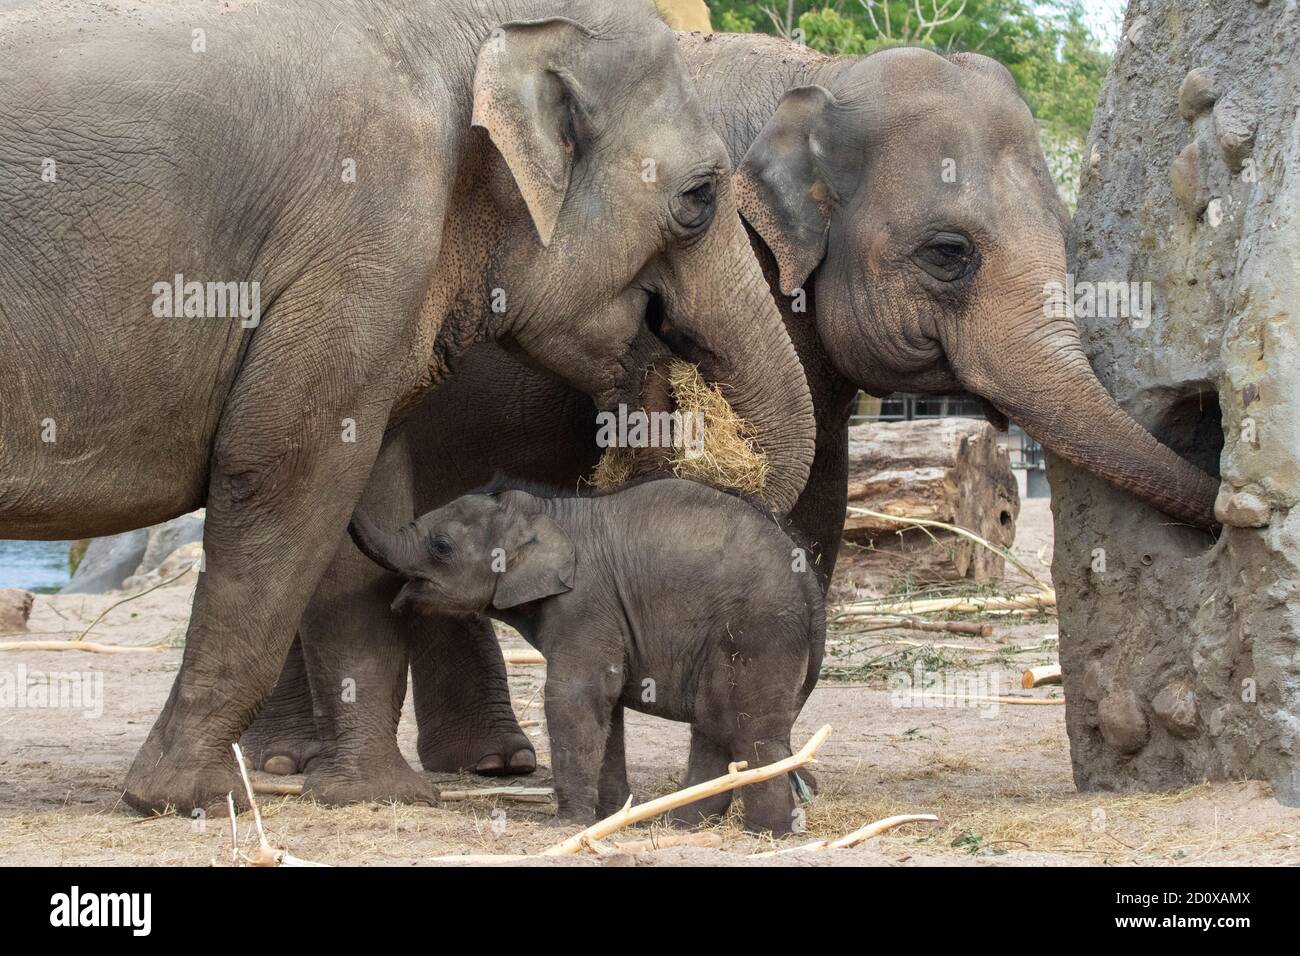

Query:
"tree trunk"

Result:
[[831, 418, 1020, 599], [1055, 0, 1300, 803]]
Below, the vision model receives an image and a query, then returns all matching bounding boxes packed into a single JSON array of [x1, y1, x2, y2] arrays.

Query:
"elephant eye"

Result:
[[428, 534, 453, 561], [671, 176, 717, 233], [914, 232, 976, 283]]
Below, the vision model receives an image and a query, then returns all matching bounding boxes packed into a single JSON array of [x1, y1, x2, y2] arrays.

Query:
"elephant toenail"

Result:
[[263, 755, 297, 776], [508, 750, 537, 772], [475, 754, 506, 773]]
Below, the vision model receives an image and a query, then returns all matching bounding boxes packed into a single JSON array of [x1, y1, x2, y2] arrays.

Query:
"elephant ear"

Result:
[[735, 85, 839, 296], [492, 513, 577, 610], [471, 18, 592, 248]]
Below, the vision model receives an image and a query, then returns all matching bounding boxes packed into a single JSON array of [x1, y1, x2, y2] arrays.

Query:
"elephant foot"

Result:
[[418, 720, 537, 778], [302, 756, 437, 807], [239, 722, 324, 776], [122, 742, 241, 815]]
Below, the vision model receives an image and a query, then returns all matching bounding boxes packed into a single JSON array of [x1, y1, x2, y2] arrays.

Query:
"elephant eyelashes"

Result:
[[913, 232, 976, 283], [671, 177, 717, 233]]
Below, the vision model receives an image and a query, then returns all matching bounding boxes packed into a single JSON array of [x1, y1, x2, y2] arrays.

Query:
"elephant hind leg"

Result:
[[240, 635, 323, 775]]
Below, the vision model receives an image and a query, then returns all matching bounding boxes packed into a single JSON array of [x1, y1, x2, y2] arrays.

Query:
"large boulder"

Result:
[[0, 589, 34, 633], [134, 513, 205, 578], [1055, 0, 1299, 803], [59, 529, 149, 594]]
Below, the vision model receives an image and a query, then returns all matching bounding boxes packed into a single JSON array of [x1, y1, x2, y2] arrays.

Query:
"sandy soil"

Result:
[[2, 500, 1298, 866]]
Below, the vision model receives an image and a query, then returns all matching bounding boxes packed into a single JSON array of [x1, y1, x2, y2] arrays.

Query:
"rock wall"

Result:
[[1055, 0, 1300, 803]]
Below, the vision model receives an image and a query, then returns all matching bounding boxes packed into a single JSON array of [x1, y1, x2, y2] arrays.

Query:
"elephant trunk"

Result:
[[348, 512, 421, 576], [964, 301, 1219, 530], [661, 201, 816, 514]]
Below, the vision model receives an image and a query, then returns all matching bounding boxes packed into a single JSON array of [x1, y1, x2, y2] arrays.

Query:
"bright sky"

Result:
[[1074, 0, 1126, 51]]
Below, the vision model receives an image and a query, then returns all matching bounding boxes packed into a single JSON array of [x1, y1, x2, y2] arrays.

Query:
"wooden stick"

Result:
[[1022, 664, 1063, 688], [251, 779, 303, 797], [835, 590, 1055, 618], [751, 813, 940, 856], [610, 831, 724, 854], [0, 639, 169, 654], [502, 649, 545, 665], [438, 786, 554, 804], [900, 618, 993, 637], [915, 693, 1064, 706], [540, 724, 833, 856], [832, 633, 1005, 653], [232, 743, 326, 867], [824, 813, 939, 848]]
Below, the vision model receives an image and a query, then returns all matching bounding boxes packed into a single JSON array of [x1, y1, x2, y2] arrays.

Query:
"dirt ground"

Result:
[[2, 499, 1298, 866]]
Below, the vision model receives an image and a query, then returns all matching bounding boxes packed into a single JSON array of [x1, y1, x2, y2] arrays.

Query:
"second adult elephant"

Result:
[[244, 31, 1221, 792]]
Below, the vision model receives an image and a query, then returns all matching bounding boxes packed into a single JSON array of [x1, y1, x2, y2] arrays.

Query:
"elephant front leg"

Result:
[[121, 369, 392, 814], [409, 613, 535, 777], [543, 657, 619, 824]]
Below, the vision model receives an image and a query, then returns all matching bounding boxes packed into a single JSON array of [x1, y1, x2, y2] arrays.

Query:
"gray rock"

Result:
[[0, 589, 34, 633], [1152, 682, 1199, 738], [1177, 68, 1217, 121], [60, 529, 149, 594], [135, 513, 205, 577], [1058, 0, 1300, 804], [1098, 690, 1149, 754], [1214, 488, 1270, 527]]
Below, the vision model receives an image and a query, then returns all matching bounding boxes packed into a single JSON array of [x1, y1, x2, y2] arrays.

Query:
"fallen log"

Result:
[[1021, 664, 1063, 688], [833, 419, 1021, 597]]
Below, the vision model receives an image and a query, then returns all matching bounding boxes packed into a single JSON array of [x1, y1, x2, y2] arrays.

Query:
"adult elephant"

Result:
[[0, 4, 816, 813], [243, 31, 1222, 794]]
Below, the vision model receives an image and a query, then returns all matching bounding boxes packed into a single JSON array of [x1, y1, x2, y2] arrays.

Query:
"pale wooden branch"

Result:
[[1022, 664, 1063, 688], [251, 779, 303, 797], [0, 639, 169, 654], [826, 813, 940, 848], [836, 590, 1055, 619], [232, 743, 326, 867], [502, 649, 545, 665], [915, 693, 1064, 706], [438, 786, 554, 804], [540, 724, 833, 856], [610, 831, 724, 854], [751, 812, 940, 856]]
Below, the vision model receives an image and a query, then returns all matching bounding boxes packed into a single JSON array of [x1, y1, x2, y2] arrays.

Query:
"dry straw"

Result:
[[590, 360, 768, 496]]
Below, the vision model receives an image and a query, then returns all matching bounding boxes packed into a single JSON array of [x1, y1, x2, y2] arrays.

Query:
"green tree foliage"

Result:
[[706, 1, 1111, 142]]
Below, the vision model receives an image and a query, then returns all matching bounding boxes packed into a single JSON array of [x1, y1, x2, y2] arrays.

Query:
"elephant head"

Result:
[[734, 47, 1219, 528], [466, 5, 814, 512], [349, 491, 574, 617]]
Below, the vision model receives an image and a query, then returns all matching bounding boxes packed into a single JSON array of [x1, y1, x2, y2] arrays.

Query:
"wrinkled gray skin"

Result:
[[0, 4, 817, 813], [350, 481, 824, 833], [245, 33, 1224, 798]]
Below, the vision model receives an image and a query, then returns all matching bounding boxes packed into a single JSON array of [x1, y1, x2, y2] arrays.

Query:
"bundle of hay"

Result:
[[590, 360, 768, 497]]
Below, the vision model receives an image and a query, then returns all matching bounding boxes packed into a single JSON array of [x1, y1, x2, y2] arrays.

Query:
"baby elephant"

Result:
[[350, 478, 824, 834]]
